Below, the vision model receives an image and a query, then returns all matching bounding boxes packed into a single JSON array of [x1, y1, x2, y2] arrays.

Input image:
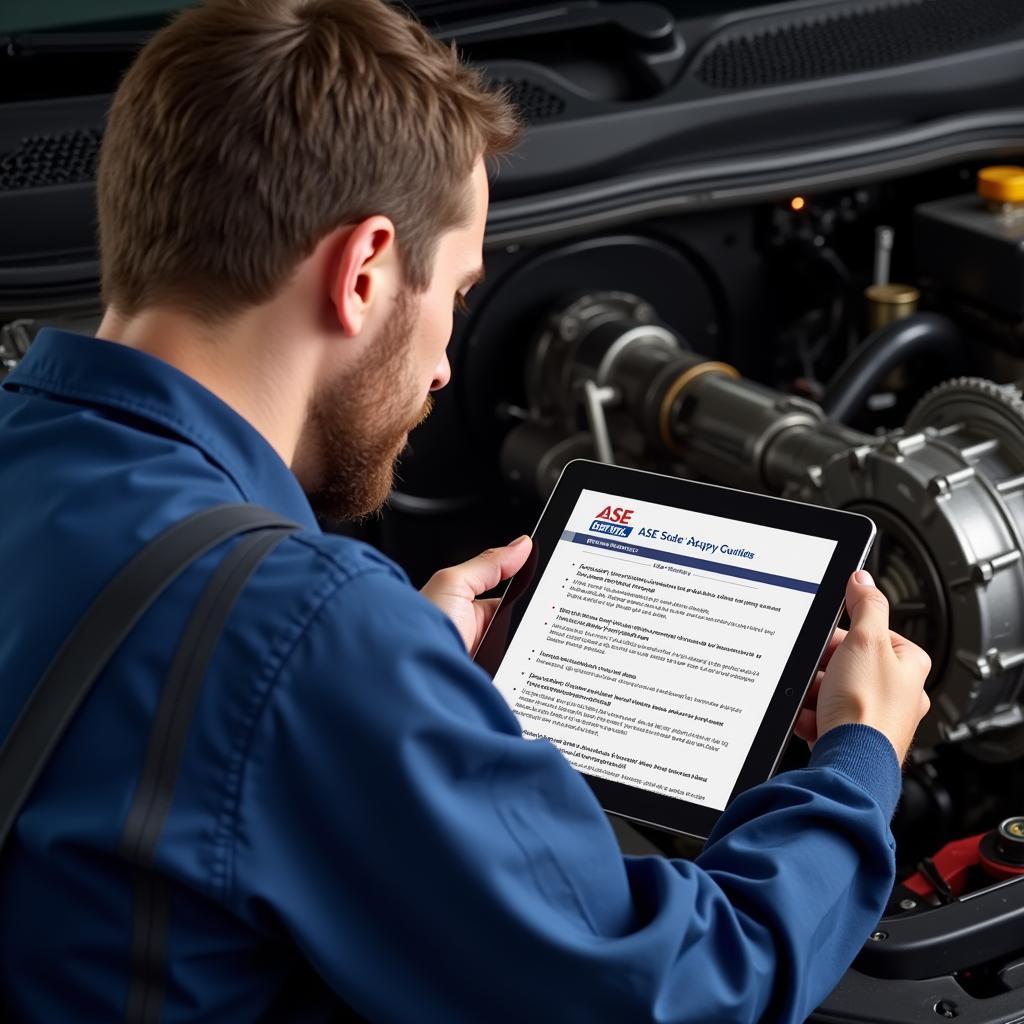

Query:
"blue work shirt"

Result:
[[0, 328, 901, 1023]]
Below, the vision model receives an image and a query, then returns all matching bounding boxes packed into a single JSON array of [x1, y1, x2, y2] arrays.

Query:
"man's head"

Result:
[[97, 0, 519, 518], [299, 159, 492, 519]]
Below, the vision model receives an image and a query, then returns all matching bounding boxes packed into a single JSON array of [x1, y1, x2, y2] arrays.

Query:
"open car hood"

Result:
[[2, 0, 1024, 305]]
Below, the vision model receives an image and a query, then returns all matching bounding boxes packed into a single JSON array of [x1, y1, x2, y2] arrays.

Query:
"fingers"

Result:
[[793, 707, 818, 747], [803, 672, 823, 711], [838, 569, 930, 674], [889, 630, 933, 673], [819, 627, 847, 670], [474, 597, 501, 629], [795, 675, 821, 744], [845, 570, 890, 640], [425, 536, 532, 600], [478, 535, 532, 589], [469, 597, 502, 656]]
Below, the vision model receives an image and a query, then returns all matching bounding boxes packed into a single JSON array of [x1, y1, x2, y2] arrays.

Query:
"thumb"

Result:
[[493, 534, 533, 582], [428, 536, 532, 599], [845, 569, 890, 638]]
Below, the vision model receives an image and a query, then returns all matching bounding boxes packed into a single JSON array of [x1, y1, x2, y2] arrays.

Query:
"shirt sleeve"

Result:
[[228, 565, 899, 1024]]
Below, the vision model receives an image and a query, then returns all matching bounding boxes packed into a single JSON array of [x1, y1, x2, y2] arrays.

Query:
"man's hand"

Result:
[[421, 536, 532, 654], [793, 569, 931, 763]]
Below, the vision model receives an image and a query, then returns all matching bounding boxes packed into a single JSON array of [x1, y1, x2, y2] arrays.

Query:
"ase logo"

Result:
[[588, 505, 634, 538]]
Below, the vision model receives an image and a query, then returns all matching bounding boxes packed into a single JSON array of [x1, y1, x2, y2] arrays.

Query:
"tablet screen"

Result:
[[491, 487, 838, 812]]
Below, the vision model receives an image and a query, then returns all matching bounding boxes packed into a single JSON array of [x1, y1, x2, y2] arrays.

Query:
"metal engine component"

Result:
[[0, 319, 35, 378], [505, 289, 708, 489], [803, 378, 1024, 756], [506, 295, 1024, 756], [523, 290, 703, 450]]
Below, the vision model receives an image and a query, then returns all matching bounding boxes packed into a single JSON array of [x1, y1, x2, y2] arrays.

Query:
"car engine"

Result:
[[4, 0, 1024, 1019]]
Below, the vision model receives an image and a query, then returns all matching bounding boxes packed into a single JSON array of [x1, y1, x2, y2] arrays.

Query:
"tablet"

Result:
[[475, 460, 876, 840]]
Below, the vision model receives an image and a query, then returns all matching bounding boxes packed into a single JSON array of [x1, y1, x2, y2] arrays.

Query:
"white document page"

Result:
[[492, 488, 838, 811]]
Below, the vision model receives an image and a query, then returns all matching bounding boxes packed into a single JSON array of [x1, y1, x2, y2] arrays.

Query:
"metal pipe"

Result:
[[873, 225, 894, 286], [582, 381, 616, 464]]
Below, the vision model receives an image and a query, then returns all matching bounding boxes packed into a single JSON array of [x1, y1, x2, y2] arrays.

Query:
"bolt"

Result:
[[847, 446, 871, 471], [559, 317, 579, 341], [869, 930, 888, 942], [934, 999, 958, 1019], [1004, 819, 1024, 839], [899, 898, 917, 911]]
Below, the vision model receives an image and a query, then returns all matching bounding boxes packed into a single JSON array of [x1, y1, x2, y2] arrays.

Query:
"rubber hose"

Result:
[[822, 312, 962, 424]]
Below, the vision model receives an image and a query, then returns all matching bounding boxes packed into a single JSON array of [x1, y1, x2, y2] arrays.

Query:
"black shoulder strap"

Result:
[[120, 524, 298, 1024], [0, 503, 299, 853]]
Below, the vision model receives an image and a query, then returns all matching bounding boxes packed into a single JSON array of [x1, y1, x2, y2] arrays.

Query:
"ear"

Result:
[[330, 216, 398, 337]]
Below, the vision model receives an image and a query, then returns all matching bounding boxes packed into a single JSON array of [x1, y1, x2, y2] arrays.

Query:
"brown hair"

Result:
[[97, 0, 520, 320]]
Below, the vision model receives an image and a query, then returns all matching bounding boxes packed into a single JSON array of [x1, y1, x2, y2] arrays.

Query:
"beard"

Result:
[[301, 292, 432, 521]]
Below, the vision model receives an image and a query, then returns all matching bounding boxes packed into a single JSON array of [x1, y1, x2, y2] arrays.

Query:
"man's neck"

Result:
[[96, 306, 312, 469]]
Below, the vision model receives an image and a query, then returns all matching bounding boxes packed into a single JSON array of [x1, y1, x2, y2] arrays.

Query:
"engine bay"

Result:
[[4, 1, 1024, 1019], [370, 164, 1024, 1023]]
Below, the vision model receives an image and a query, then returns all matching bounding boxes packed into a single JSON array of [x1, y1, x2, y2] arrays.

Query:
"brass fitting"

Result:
[[865, 283, 921, 332]]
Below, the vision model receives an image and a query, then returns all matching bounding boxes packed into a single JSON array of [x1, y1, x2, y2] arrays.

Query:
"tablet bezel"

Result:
[[474, 459, 876, 840]]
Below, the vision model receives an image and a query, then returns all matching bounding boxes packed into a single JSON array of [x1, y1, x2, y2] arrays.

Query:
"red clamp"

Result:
[[903, 816, 1024, 900]]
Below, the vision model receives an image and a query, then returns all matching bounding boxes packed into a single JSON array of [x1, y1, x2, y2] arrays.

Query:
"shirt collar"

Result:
[[3, 328, 319, 530]]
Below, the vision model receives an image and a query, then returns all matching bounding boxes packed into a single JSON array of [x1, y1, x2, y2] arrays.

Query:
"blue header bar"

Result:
[[561, 530, 819, 594]]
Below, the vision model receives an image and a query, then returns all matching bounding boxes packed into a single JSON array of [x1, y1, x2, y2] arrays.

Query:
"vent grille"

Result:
[[494, 78, 566, 122], [697, 0, 1024, 91], [0, 129, 102, 192]]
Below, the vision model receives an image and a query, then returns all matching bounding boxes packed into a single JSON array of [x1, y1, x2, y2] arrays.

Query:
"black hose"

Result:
[[822, 312, 962, 424]]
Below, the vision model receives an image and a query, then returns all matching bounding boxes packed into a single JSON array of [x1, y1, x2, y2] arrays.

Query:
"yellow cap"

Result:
[[978, 166, 1024, 204]]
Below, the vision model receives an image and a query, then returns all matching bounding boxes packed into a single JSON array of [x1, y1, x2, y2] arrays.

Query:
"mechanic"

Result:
[[0, 0, 932, 1021]]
